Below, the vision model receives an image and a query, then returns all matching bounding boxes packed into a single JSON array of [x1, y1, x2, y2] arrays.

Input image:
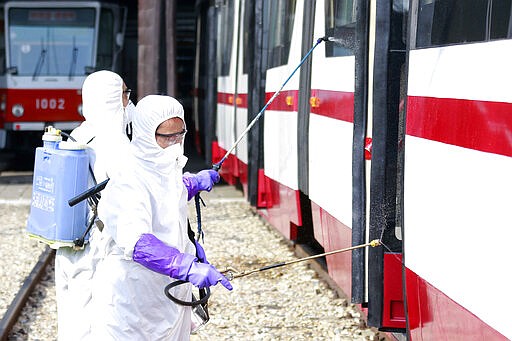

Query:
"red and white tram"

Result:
[[193, 0, 512, 339], [0, 0, 126, 152]]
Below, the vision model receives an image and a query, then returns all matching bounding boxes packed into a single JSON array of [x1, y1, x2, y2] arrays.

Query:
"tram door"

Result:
[[369, 0, 407, 331], [192, 2, 216, 163], [241, 0, 267, 207], [354, 0, 408, 332], [233, 0, 250, 198], [215, 0, 240, 185], [305, 0, 357, 298], [214, 0, 254, 198]]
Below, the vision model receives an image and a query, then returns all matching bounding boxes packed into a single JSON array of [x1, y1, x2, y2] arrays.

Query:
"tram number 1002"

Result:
[[35, 98, 65, 110]]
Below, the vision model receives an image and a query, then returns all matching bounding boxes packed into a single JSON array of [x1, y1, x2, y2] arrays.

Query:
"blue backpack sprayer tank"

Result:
[[26, 126, 89, 249]]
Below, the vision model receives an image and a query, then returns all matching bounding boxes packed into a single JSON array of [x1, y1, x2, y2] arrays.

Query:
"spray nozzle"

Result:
[[317, 36, 333, 43], [212, 163, 221, 171]]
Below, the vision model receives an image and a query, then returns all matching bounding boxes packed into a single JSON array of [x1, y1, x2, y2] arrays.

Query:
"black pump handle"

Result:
[[68, 178, 109, 207]]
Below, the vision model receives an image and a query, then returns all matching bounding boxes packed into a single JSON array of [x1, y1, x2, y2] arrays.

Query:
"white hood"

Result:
[[70, 70, 130, 182], [131, 95, 188, 175], [81, 70, 125, 135]]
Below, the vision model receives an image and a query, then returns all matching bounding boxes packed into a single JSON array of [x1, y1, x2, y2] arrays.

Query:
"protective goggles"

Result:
[[155, 129, 187, 146]]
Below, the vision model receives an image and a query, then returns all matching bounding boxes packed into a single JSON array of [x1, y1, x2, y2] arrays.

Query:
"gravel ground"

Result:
[[0, 204, 47, 318], [1, 184, 388, 340]]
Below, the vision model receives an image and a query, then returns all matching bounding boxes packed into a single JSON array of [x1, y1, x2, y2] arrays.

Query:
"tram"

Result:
[[193, 0, 512, 339], [0, 0, 127, 152]]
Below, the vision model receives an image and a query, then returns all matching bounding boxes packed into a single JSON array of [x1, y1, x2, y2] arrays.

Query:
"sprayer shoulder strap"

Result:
[[186, 219, 209, 315], [85, 136, 97, 186], [187, 220, 195, 245]]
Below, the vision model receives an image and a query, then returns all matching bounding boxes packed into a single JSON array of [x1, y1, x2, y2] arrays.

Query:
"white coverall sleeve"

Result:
[[98, 178, 152, 259]]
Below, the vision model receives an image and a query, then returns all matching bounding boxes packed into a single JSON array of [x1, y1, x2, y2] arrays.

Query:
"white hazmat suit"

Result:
[[90, 95, 196, 340], [55, 70, 131, 340]]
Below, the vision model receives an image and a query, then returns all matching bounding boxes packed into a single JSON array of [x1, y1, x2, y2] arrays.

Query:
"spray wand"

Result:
[[193, 36, 329, 242], [164, 37, 330, 306], [221, 239, 381, 280], [212, 36, 330, 171]]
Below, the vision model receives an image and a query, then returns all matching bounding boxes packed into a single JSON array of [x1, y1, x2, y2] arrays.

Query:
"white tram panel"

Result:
[[407, 40, 512, 103], [234, 0, 248, 166], [263, 0, 303, 191], [308, 0, 354, 228], [404, 41, 512, 340], [216, 0, 240, 157]]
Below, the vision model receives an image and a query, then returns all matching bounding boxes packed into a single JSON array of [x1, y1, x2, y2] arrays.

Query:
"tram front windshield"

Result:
[[8, 8, 96, 77]]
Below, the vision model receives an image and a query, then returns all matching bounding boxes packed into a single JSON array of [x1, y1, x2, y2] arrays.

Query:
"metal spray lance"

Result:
[[212, 36, 330, 171], [166, 37, 330, 307], [193, 36, 329, 242]]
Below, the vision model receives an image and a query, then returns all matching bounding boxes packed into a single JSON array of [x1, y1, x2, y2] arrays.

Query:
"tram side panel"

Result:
[[233, 0, 249, 197], [205, 0, 408, 333], [259, 0, 304, 240], [307, 3, 408, 331], [307, 0, 355, 298], [210, 0, 408, 334], [197, 1, 512, 338], [212, 0, 331, 242], [404, 15, 512, 340], [214, 0, 239, 185]]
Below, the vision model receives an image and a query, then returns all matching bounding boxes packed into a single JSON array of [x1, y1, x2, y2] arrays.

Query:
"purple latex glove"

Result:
[[133, 233, 232, 290], [182, 169, 220, 201], [194, 240, 209, 264]]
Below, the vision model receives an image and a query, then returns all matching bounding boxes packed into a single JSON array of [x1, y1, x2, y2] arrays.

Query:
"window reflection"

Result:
[[266, 0, 296, 68], [416, 0, 512, 48]]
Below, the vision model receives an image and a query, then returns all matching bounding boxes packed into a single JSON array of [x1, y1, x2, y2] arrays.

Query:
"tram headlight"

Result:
[[12, 104, 24, 117], [78, 104, 83, 116]]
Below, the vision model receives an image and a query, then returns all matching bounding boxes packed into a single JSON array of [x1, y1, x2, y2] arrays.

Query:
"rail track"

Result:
[[0, 247, 54, 341]]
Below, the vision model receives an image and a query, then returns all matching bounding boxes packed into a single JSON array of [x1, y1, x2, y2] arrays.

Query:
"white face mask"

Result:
[[165, 143, 182, 157], [163, 143, 187, 169]]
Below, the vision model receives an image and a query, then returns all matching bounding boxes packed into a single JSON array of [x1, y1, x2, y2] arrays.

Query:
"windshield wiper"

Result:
[[68, 36, 78, 80], [32, 42, 47, 80]]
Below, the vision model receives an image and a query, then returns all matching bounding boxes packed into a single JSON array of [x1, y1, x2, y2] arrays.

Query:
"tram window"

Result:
[[325, 0, 355, 57], [266, 0, 296, 68], [490, 0, 512, 39], [96, 9, 114, 70], [217, 0, 234, 77], [8, 8, 95, 76], [393, 0, 409, 47], [416, 0, 512, 48]]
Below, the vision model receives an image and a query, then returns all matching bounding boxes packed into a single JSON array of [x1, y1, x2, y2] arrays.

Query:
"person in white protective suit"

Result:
[[89, 95, 232, 340], [55, 70, 135, 340]]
